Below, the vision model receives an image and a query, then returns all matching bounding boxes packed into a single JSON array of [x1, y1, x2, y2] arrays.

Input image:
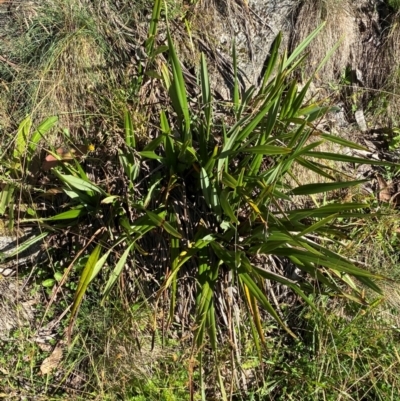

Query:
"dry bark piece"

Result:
[[376, 174, 392, 202], [40, 341, 64, 375], [355, 109, 368, 132], [42, 145, 91, 171]]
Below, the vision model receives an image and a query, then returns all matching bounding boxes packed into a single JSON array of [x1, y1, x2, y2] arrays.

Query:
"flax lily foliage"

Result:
[[8, 3, 393, 397], [76, 21, 387, 351]]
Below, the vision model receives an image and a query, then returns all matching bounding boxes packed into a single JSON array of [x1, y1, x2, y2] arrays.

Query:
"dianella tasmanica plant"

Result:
[[119, 19, 392, 394], [55, 13, 391, 398]]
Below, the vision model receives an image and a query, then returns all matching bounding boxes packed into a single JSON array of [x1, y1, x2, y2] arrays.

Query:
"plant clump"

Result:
[[1, 0, 400, 399]]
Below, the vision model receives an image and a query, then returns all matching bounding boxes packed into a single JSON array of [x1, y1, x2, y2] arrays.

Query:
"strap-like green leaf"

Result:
[[145, 210, 182, 238], [220, 189, 239, 224], [13, 116, 31, 161], [69, 244, 102, 333], [52, 170, 106, 195], [292, 180, 368, 195], [124, 110, 135, 148], [3, 231, 48, 259], [145, 0, 162, 55], [166, 29, 191, 142], [102, 242, 135, 301], [239, 144, 292, 155], [320, 133, 369, 151], [45, 207, 86, 221], [239, 272, 297, 338], [29, 116, 58, 155], [273, 247, 385, 281], [304, 151, 397, 166], [283, 22, 326, 69], [139, 151, 165, 160]]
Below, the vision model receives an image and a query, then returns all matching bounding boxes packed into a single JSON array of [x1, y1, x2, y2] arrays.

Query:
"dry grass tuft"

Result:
[[291, 0, 357, 83], [33, 33, 109, 136], [378, 12, 400, 125], [66, 303, 181, 398], [0, 0, 153, 139]]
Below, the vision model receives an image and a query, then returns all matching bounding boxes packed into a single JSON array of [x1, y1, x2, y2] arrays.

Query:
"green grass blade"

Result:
[[295, 157, 335, 180], [302, 106, 334, 123], [357, 276, 384, 294], [290, 82, 312, 118], [162, 235, 215, 293], [165, 134, 177, 171], [0, 184, 15, 216], [218, 100, 275, 175], [286, 205, 369, 222], [13, 116, 31, 161], [237, 86, 256, 118], [45, 208, 86, 221], [238, 144, 292, 155], [249, 261, 333, 325], [73, 245, 101, 312], [246, 285, 266, 345], [200, 167, 212, 208], [273, 248, 385, 283], [139, 150, 165, 160], [232, 40, 240, 115], [200, 53, 212, 141], [314, 35, 343, 75], [295, 214, 339, 237], [280, 80, 298, 118], [320, 133, 369, 151], [195, 280, 213, 347], [288, 140, 326, 161], [169, 211, 180, 321], [160, 109, 171, 134], [89, 248, 112, 283]]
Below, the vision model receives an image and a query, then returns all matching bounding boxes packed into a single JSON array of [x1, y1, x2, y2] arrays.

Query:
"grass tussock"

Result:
[[0, 0, 151, 138], [69, 302, 185, 399], [291, 0, 357, 83], [377, 11, 400, 125]]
